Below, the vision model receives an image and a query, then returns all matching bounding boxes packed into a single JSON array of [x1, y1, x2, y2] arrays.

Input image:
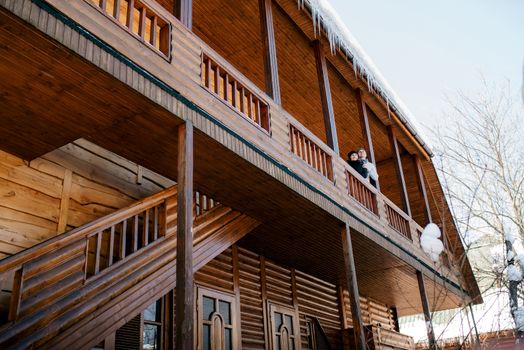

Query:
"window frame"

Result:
[[267, 302, 301, 350], [196, 286, 239, 350]]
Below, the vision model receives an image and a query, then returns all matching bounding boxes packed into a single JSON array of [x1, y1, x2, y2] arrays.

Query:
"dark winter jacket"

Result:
[[348, 159, 369, 179]]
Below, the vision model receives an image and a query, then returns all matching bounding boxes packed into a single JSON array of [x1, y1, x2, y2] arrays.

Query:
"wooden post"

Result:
[[313, 40, 339, 155], [414, 155, 432, 224], [388, 126, 411, 217], [355, 89, 379, 190], [259, 0, 281, 105], [390, 306, 400, 332], [175, 121, 194, 350], [416, 271, 436, 350], [341, 223, 365, 350], [175, 0, 192, 30]]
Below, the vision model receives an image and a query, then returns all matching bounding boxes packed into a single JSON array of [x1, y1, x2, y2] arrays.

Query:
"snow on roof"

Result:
[[298, 0, 434, 156]]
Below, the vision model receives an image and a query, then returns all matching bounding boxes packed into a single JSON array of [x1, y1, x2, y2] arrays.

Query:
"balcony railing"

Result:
[[88, 0, 171, 58], [384, 199, 412, 240], [290, 124, 333, 181], [345, 169, 379, 215], [201, 55, 270, 133]]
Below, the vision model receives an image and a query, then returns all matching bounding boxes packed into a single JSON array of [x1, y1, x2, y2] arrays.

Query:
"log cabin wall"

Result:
[[192, 0, 266, 94], [194, 245, 399, 349], [272, 0, 326, 144], [0, 139, 173, 260]]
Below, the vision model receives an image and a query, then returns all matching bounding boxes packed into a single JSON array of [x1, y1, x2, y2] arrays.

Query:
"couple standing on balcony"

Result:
[[347, 148, 379, 186]]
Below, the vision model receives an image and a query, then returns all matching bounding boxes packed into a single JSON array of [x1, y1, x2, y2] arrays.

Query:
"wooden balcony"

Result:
[[0, 0, 470, 317]]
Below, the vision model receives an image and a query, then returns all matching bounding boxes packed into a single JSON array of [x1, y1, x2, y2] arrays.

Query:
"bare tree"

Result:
[[432, 78, 524, 341]]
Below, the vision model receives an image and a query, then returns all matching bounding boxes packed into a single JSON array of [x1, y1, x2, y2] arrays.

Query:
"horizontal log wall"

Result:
[[195, 245, 399, 349], [0, 139, 173, 260]]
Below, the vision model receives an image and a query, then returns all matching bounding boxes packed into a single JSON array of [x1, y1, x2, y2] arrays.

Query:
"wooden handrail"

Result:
[[375, 327, 415, 349], [0, 186, 177, 274]]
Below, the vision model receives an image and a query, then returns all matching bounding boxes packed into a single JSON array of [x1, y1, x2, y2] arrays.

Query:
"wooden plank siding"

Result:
[[194, 245, 410, 349], [0, 139, 173, 261]]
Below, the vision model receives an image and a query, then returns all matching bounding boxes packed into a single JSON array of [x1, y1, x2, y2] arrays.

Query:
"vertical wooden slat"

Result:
[[205, 57, 211, 89], [175, 121, 194, 350], [214, 66, 220, 95], [57, 169, 73, 234], [388, 126, 412, 217], [114, 0, 121, 21], [341, 224, 366, 350], [259, 0, 281, 104], [120, 220, 127, 259], [143, 209, 149, 246], [126, 0, 134, 30], [108, 226, 115, 266], [150, 15, 157, 45], [248, 93, 253, 120], [94, 232, 102, 274], [100, 0, 107, 11], [417, 271, 437, 350], [133, 215, 139, 252], [8, 268, 24, 321], [256, 100, 261, 126], [232, 80, 237, 108], [224, 74, 229, 103], [313, 40, 339, 154], [153, 205, 159, 240], [138, 7, 146, 38]]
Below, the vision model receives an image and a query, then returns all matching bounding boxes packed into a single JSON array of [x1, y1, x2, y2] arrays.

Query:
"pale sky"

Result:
[[328, 0, 524, 128]]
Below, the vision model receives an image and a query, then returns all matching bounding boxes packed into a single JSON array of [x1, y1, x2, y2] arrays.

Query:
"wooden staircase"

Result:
[[0, 186, 259, 349]]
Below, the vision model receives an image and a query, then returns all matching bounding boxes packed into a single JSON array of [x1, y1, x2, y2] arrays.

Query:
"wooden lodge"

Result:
[[0, 0, 481, 349]]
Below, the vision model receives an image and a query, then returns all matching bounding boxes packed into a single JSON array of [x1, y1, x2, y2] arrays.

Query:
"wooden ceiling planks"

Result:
[[0, 7, 177, 161]]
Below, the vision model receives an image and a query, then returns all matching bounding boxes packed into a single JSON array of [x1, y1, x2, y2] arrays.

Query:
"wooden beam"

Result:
[[341, 223, 365, 350], [417, 270, 436, 350], [174, 0, 192, 30], [259, 0, 281, 105], [313, 40, 339, 155], [414, 155, 432, 224], [355, 88, 379, 190], [175, 121, 194, 350], [388, 126, 411, 217]]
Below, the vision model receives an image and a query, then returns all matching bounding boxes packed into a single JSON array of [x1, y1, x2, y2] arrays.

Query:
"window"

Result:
[[143, 298, 163, 350], [197, 287, 237, 350], [268, 303, 299, 350]]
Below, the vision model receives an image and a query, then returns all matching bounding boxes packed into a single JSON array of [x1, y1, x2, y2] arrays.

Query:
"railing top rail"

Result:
[[0, 186, 178, 274]]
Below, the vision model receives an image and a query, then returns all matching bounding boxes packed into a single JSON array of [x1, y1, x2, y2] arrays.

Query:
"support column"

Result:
[[414, 155, 432, 224], [416, 270, 436, 350], [175, 121, 194, 350], [388, 126, 411, 216], [341, 223, 366, 350], [259, 0, 281, 105], [175, 0, 192, 30], [313, 40, 339, 154], [355, 88, 379, 190]]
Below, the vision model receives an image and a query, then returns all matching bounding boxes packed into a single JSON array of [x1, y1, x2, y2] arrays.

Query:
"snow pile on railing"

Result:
[[297, 0, 433, 155], [420, 223, 444, 262]]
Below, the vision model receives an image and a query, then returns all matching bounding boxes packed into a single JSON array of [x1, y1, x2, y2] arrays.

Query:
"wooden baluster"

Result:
[[232, 80, 238, 108], [94, 232, 102, 275], [256, 100, 261, 126], [150, 16, 158, 46], [312, 146, 319, 172], [8, 268, 24, 321], [138, 7, 146, 39], [214, 66, 220, 95], [133, 215, 139, 252], [108, 226, 115, 266], [120, 220, 127, 259], [100, 0, 107, 11], [126, 0, 134, 31], [153, 205, 159, 240], [224, 74, 229, 103], [205, 58, 211, 89], [248, 94, 253, 121], [143, 209, 149, 247], [240, 88, 245, 113], [114, 0, 121, 20]]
